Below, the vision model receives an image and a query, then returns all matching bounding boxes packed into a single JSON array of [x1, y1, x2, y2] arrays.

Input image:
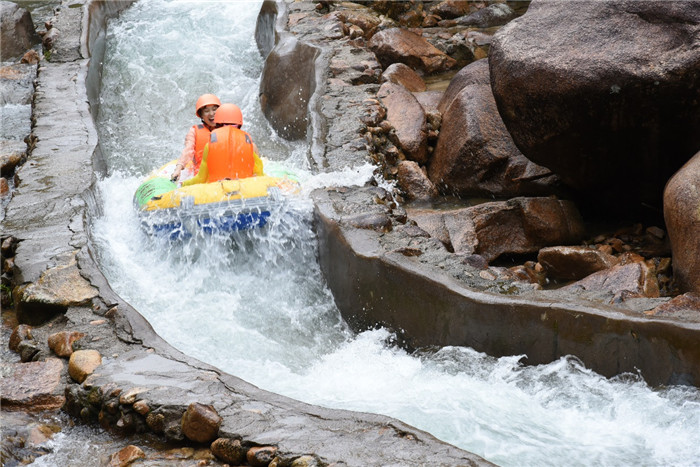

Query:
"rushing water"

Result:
[[87, 1, 700, 466]]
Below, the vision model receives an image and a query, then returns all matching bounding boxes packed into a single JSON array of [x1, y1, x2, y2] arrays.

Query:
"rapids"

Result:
[[86, 1, 700, 466]]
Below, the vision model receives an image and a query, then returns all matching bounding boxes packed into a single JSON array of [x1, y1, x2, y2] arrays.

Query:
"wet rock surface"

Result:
[[2, 0, 700, 465]]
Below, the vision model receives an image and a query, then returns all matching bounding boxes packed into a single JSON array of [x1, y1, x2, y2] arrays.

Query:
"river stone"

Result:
[[378, 82, 428, 164], [489, 0, 700, 215], [247, 445, 278, 467], [646, 293, 700, 321], [369, 28, 457, 74], [664, 151, 700, 295], [397, 160, 438, 201], [1, 144, 25, 176], [68, 349, 102, 383], [291, 455, 319, 467], [563, 261, 660, 300], [47, 330, 85, 357], [0, 2, 40, 61], [109, 445, 145, 467], [211, 437, 245, 465], [381, 62, 426, 92], [9, 323, 32, 351], [181, 402, 222, 443], [0, 358, 65, 411], [538, 246, 619, 281]]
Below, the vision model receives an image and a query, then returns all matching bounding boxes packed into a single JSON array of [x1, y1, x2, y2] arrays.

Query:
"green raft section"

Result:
[[133, 177, 178, 210]]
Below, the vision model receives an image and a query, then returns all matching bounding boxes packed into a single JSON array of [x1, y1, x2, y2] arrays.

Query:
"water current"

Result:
[[83, 1, 700, 466]]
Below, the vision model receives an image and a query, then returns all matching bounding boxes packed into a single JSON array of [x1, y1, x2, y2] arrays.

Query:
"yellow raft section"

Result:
[[137, 160, 300, 212]]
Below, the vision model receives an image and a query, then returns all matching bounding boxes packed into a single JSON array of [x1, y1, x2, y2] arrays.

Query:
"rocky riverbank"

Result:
[[1, 0, 699, 465], [255, 0, 700, 385]]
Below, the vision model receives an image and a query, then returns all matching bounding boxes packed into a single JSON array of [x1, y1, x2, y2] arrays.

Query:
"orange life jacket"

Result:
[[193, 124, 212, 170], [206, 126, 255, 182]]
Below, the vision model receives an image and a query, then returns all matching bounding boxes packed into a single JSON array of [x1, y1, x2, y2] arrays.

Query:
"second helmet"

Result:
[[213, 103, 243, 126]]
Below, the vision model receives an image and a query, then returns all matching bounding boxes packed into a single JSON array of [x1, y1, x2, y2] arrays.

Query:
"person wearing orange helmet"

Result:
[[182, 103, 264, 186], [171, 93, 221, 181]]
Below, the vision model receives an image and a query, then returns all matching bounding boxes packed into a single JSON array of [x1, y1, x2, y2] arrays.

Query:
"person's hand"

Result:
[[171, 164, 183, 181]]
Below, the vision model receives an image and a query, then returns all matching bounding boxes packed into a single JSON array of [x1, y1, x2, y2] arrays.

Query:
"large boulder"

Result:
[[0, 2, 40, 61], [430, 60, 559, 197], [369, 28, 457, 74], [489, 0, 700, 215], [259, 34, 319, 140], [664, 151, 700, 294]]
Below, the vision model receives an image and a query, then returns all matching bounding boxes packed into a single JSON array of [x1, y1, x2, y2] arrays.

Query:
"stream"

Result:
[[74, 1, 700, 466]]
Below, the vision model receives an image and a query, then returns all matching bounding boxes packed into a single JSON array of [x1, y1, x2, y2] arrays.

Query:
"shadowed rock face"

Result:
[[489, 0, 700, 217], [664, 151, 700, 294], [0, 1, 40, 61]]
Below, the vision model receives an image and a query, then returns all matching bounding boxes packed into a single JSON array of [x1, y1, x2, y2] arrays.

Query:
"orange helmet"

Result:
[[195, 94, 221, 117], [214, 103, 243, 126]]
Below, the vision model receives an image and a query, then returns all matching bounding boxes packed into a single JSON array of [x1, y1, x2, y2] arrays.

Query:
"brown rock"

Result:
[[68, 349, 102, 383], [259, 34, 317, 140], [409, 197, 585, 262], [430, 61, 558, 198], [9, 324, 32, 351], [429, 0, 478, 20], [646, 293, 700, 321], [564, 261, 660, 299], [490, 0, 700, 214], [146, 412, 165, 433], [0, 2, 40, 61], [413, 91, 443, 116], [47, 330, 85, 357], [456, 3, 516, 28], [664, 151, 700, 294], [381, 63, 426, 92], [181, 402, 222, 444], [132, 400, 150, 415], [247, 446, 278, 467], [109, 445, 145, 467], [16, 252, 99, 325], [378, 82, 428, 164], [538, 246, 619, 281], [0, 358, 65, 411], [339, 9, 381, 38], [291, 455, 319, 467], [369, 28, 457, 74], [397, 160, 438, 201], [437, 59, 490, 115], [20, 49, 39, 64], [119, 387, 150, 405], [211, 437, 246, 465], [0, 177, 8, 196]]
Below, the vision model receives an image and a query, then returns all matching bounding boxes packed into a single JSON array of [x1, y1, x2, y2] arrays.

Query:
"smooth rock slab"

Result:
[[0, 358, 65, 411]]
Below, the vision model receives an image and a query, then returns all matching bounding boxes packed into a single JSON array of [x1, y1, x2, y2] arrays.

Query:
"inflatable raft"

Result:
[[133, 160, 300, 239]]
